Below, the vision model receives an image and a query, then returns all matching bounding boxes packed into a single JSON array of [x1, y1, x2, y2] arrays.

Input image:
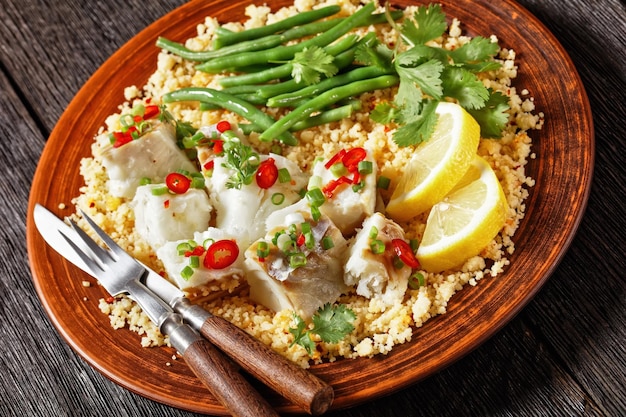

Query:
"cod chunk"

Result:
[[311, 147, 377, 236], [157, 228, 244, 291], [344, 212, 411, 306], [100, 123, 197, 199], [132, 184, 212, 250], [244, 200, 349, 319], [205, 151, 307, 248]]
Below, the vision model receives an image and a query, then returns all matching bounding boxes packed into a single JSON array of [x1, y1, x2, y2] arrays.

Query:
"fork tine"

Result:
[[58, 226, 106, 273], [78, 209, 125, 257], [66, 218, 115, 267]]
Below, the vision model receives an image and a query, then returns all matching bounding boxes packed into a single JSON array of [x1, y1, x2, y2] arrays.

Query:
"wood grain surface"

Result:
[[1, 0, 624, 416]]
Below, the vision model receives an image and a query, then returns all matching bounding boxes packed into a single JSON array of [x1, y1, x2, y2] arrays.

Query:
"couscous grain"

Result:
[[72, 0, 543, 368]]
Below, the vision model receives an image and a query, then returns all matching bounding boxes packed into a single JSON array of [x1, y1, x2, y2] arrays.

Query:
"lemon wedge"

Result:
[[385, 102, 480, 222], [416, 155, 509, 272]]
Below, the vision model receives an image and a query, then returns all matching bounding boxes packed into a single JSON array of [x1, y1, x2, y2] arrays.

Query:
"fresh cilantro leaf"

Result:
[[312, 303, 356, 344], [467, 89, 510, 138], [401, 4, 447, 46], [459, 60, 502, 73], [395, 56, 444, 99], [448, 36, 500, 66], [291, 46, 338, 85], [392, 99, 438, 147], [289, 314, 316, 354], [370, 102, 399, 124], [221, 140, 260, 189], [395, 78, 425, 122], [289, 303, 356, 354], [354, 36, 394, 70], [441, 67, 489, 110]]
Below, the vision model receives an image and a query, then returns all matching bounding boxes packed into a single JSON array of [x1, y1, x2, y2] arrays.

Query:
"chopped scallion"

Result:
[[370, 239, 385, 255], [306, 188, 326, 207], [151, 186, 169, 196], [271, 192, 285, 205], [278, 168, 291, 183], [408, 272, 425, 289], [181, 266, 194, 280], [322, 236, 334, 250], [189, 255, 200, 268], [289, 252, 307, 268], [377, 175, 391, 190], [358, 160, 373, 174]]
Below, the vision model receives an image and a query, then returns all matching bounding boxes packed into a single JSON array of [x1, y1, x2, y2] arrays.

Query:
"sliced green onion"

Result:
[[300, 222, 311, 235], [140, 177, 152, 186], [410, 239, 420, 253], [289, 252, 307, 268], [189, 255, 200, 268], [408, 272, 425, 289], [181, 266, 194, 280], [278, 168, 292, 183], [307, 175, 323, 190], [272, 231, 284, 246], [203, 238, 215, 249], [352, 181, 365, 193], [310, 205, 321, 222], [305, 232, 315, 249], [393, 257, 405, 269], [321, 236, 334, 250], [256, 241, 270, 258], [369, 226, 379, 239], [377, 175, 391, 190], [330, 163, 347, 177], [358, 160, 373, 175], [271, 192, 285, 205], [176, 242, 192, 256], [151, 186, 169, 196], [370, 239, 385, 255], [306, 188, 326, 207], [131, 103, 145, 117], [119, 113, 135, 128], [191, 176, 205, 189]]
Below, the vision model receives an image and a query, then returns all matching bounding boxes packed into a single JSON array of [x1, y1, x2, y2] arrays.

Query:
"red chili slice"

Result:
[[342, 147, 367, 171], [212, 139, 224, 155], [256, 158, 278, 189], [203, 240, 239, 269], [216, 120, 231, 133], [165, 172, 191, 194], [112, 131, 133, 148], [324, 149, 346, 169], [143, 105, 160, 119], [391, 239, 421, 269]]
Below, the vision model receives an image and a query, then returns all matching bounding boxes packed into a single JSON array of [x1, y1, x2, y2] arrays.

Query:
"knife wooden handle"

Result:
[[184, 338, 279, 417], [200, 315, 334, 416]]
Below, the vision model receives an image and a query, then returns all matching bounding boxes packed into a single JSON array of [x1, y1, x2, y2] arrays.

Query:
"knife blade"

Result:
[[33, 203, 333, 415]]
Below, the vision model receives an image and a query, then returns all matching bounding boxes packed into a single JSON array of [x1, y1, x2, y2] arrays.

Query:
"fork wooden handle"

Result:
[[184, 338, 278, 417], [199, 315, 334, 416], [165, 317, 278, 417]]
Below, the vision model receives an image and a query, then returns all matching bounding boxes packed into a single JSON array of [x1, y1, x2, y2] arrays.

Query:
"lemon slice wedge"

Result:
[[416, 155, 509, 272], [385, 102, 480, 222]]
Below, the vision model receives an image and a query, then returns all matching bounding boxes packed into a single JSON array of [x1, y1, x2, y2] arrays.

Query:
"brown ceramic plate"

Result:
[[26, 0, 593, 414]]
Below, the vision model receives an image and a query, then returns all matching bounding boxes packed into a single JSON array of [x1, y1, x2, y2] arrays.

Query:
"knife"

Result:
[[33, 203, 333, 415]]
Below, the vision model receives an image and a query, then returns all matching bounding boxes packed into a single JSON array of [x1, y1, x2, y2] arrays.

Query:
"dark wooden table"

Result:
[[1, 0, 624, 416]]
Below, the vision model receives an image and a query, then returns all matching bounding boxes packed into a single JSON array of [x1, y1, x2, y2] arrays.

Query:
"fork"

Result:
[[62, 211, 279, 417]]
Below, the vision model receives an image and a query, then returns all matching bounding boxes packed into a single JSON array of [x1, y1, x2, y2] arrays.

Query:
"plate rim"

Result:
[[26, 0, 594, 414]]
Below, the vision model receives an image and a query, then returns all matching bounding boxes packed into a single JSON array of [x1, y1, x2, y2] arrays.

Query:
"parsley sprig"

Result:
[[289, 303, 356, 355], [221, 140, 260, 189], [369, 4, 510, 146]]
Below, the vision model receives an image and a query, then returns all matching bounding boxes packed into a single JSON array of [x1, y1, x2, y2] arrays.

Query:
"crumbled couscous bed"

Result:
[[72, 0, 543, 368]]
